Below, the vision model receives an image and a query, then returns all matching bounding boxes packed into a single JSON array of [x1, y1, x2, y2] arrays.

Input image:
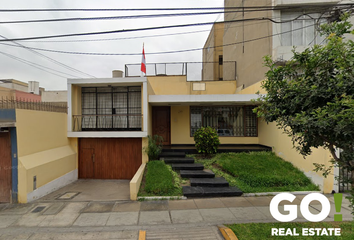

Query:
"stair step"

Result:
[[182, 186, 243, 198], [172, 163, 204, 171], [180, 170, 215, 178], [164, 157, 195, 164], [190, 177, 229, 187], [159, 152, 186, 158]]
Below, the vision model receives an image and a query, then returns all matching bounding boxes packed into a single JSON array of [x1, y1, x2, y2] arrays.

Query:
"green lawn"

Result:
[[138, 161, 182, 196], [197, 152, 320, 193], [226, 222, 354, 240]]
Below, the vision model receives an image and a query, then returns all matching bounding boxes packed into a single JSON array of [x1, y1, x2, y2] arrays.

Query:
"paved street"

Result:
[[0, 195, 352, 239]]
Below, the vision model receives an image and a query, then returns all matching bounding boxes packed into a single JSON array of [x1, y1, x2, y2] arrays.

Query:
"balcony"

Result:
[[72, 114, 142, 132], [125, 61, 237, 81]]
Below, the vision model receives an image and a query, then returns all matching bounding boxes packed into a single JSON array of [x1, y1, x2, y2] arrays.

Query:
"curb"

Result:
[[137, 196, 187, 201], [218, 225, 238, 240], [243, 191, 322, 197]]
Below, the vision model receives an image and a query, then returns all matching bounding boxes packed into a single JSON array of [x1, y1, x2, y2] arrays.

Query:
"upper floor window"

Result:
[[81, 86, 141, 131], [281, 12, 326, 46]]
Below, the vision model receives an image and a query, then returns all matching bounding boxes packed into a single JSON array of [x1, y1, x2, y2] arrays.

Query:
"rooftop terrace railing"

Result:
[[125, 61, 237, 81]]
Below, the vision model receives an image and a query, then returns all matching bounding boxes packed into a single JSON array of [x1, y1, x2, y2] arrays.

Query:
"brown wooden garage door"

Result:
[[79, 138, 142, 179], [0, 132, 11, 203]]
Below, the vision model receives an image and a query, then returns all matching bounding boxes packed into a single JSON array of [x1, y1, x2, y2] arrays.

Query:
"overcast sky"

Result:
[[0, 0, 224, 90]]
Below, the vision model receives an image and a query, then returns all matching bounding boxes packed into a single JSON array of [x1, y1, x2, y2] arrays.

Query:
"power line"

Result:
[[20, 15, 289, 43], [0, 5, 349, 25], [21, 17, 284, 44], [0, 4, 352, 12], [0, 51, 80, 78], [22, 29, 212, 43], [0, 34, 96, 78], [0, 51, 67, 78], [0, 11, 242, 24], [0, 14, 335, 42], [0, 22, 321, 56]]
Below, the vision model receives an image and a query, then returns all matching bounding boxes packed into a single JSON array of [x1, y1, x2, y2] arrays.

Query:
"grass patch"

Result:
[[196, 152, 319, 193], [226, 221, 354, 240], [138, 161, 182, 196]]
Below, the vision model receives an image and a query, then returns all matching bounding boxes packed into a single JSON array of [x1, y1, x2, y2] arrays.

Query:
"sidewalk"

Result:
[[0, 195, 352, 239]]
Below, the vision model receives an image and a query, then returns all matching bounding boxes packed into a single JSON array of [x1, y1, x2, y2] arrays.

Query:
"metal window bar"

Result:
[[124, 61, 236, 81], [80, 86, 141, 131], [190, 106, 256, 137], [339, 166, 352, 192]]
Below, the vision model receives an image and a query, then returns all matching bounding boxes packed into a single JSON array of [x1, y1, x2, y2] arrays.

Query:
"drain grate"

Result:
[[32, 206, 46, 213], [56, 192, 80, 200]]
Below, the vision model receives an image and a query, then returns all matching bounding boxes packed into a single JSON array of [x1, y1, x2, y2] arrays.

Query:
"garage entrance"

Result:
[[79, 138, 142, 179]]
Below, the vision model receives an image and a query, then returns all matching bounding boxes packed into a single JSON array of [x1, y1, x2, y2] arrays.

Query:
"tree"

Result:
[[254, 14, 354, 211]]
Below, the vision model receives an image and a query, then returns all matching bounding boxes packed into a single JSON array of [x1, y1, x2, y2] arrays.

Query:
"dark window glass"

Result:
[[81, 86, 141, 131], [190, 106, 257, 137]]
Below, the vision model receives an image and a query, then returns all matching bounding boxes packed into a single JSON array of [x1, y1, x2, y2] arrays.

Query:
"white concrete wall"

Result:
[[42, 91, 68, 102]]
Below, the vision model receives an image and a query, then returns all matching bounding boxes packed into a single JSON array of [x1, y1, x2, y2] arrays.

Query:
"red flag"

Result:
[[141, 44, 146, 74]]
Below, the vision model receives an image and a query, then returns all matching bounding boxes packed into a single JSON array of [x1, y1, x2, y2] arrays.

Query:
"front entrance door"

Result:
[[0, 132, 11, 203], [152, 106, 171, 145]]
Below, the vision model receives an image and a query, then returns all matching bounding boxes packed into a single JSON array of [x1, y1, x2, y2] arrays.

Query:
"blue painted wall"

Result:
[[0, 109, 16, 122], [10, 127, 18, 203]]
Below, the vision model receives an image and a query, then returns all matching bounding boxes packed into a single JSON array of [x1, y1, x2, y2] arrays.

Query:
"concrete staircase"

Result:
[[160, 152, 243, 198]]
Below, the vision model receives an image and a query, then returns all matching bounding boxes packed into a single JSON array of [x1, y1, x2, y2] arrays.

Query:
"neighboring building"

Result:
[[202, 22, 224, 81], [0, 79, 68, 104], [0, 103, 71, 203], [41, 90, 67, 105], [221, 0, 347, 89], [0, 79, 42, 102]]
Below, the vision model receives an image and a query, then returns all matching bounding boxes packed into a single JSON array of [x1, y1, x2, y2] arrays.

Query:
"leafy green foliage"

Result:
[[144, 135, 163, 161], [196, 152, 319, 193], [143, 161, 182, 196], [255, 14, 354, 192], [193, 126, 220, 157]]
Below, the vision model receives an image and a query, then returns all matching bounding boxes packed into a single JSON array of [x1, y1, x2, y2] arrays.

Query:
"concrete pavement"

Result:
[[0, 195, 352, 239]]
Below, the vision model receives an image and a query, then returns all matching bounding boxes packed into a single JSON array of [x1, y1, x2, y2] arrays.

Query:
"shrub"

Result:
[[193, 126, 220, 157], [144, 135, 163, 161]]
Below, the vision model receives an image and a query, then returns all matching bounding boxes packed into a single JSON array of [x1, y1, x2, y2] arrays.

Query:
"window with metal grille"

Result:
[[81, 86, 141, 131], [190, 106, 257, 137]]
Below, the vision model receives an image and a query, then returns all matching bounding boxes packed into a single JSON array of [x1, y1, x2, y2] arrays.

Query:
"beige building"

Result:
[[202, 22, 224, 81], [205, 0, 343, 88]]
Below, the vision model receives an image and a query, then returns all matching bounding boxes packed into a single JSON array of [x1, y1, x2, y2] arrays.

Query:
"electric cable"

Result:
[[0, 34, 96, 78], [0, 15, 336, 42], [0, 4, 352, 12], [0, 22, 321, 56], [0, 51, 67, 78]]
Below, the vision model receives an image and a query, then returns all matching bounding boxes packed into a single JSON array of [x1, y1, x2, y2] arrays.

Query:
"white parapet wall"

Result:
[[27, 169, 77, 202], [130, 163, 146, 200], [18, 145, 77, 203]]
